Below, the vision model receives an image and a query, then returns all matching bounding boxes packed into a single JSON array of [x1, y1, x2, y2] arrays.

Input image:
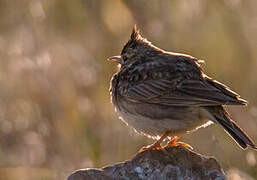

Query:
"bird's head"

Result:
[[108, 25, 158, 67]]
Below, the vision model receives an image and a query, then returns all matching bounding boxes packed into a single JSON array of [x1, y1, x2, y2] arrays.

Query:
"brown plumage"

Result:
[[108, 25, 256, 150]]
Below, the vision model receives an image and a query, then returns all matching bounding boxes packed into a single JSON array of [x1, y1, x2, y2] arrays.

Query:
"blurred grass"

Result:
[[0, 0, 256, 179]]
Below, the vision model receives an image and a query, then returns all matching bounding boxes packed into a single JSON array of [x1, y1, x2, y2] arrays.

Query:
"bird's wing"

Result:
[[121, 75, 247, 106]]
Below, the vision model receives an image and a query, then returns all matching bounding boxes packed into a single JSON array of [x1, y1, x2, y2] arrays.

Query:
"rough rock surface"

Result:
[[67, 146, 226, 180]]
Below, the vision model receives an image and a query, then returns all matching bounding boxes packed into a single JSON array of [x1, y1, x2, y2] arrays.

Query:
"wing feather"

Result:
[[118, 56, 247, 106], [122, 76, 247, 106]]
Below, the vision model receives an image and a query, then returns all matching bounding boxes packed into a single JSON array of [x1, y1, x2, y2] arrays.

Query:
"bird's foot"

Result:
[[140, 132, 170, 152], [165, 136, 193, 150], [140, 142, 163, 152]]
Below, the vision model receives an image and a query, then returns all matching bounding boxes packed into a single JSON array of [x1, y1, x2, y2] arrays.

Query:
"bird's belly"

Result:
[[116, 107, 209, 139]]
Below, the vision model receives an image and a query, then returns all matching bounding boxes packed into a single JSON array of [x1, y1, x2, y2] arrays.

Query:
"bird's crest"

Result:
[[130, 25, 142, 41], [121, 25, 151, 55]]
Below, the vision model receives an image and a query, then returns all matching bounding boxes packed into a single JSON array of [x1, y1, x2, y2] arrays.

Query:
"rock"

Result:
[[67, 146, 226, 180]]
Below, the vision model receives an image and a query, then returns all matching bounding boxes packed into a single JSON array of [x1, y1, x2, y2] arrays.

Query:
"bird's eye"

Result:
[[122, 54, 128, 62]]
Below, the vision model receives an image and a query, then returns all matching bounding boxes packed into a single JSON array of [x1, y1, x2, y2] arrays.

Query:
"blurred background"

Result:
[[0, 0, 256, 179]]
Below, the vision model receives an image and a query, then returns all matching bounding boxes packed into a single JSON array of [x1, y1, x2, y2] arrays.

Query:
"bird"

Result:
[[108, 25, 257, 151]]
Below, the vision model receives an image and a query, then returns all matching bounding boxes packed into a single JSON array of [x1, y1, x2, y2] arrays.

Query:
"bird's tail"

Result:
[[207, 106, 257, 150]]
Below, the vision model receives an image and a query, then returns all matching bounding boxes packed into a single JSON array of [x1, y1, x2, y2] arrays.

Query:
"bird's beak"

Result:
[[107, 56, 124, 65]]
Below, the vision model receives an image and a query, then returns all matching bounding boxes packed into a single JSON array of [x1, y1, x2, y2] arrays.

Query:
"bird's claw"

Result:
[[166, 136, 193, 150], [139, 143, 163, 152]]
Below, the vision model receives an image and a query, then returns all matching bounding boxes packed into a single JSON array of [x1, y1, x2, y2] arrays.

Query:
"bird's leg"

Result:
[[140, 132, 169, 152], [166, 136, 193, 150]]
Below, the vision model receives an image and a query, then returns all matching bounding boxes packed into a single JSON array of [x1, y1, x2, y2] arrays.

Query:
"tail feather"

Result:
[[206, 106, 257, 150], [217, 118, 256, 150]]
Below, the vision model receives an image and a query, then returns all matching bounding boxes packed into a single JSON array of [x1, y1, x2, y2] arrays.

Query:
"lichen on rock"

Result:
[[67, 146, 226, 180]]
